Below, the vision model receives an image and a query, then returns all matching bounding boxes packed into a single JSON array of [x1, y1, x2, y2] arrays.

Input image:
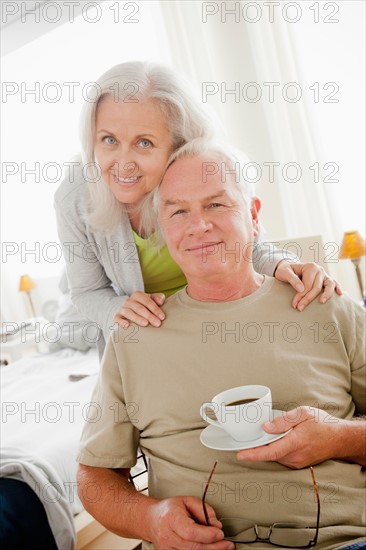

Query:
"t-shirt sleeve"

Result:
[[77, 333, 140, 468], [349, 300, 366, 415]]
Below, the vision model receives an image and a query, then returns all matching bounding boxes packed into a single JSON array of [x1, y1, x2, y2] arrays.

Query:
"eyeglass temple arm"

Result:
[[309, 466, 320, 546], [203, 463, 320, 546], [202, 460, 219, 526]]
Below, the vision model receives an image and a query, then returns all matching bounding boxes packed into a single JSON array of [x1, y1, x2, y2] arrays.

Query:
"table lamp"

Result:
[[338, 231, 366, 298], [19, 274, 37, 318]]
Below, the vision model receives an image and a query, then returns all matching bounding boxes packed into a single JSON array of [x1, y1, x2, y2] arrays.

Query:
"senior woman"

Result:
[[55, 61, 340, 356]]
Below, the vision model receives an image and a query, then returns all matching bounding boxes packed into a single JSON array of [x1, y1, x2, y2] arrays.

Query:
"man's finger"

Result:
[[183, 497, 222, 528], [236, 430, 295, 462], [172, 518, 224, 546], [264, 407, 310, 433]]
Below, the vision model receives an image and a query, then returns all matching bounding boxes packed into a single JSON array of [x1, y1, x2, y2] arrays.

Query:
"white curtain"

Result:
[[159, 0, 364, 296], [159, 0, 338, 240]]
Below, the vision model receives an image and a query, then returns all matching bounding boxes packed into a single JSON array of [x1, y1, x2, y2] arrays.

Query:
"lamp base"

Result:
[[26, 292, 37, 319], [351, 258, 365, 299]]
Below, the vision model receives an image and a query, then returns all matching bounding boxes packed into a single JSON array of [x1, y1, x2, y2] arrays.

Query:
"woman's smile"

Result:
[[94, 96, 173, 207]]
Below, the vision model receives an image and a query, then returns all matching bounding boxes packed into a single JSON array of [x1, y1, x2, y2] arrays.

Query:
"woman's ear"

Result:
[[250, 197, 261, 236]]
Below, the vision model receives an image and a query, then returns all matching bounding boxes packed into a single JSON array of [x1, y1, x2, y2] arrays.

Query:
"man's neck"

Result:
[[186, 271, 265, 302]]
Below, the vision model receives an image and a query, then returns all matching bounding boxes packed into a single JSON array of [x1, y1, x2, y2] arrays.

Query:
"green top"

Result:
[[133, 231, 187, 297]]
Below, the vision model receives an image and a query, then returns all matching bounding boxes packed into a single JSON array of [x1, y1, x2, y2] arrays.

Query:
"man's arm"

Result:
[[236, 407, 366, 469], [77, 465, 233, 550], [338, 417, 366, 466], [77, 465, 155, 540]]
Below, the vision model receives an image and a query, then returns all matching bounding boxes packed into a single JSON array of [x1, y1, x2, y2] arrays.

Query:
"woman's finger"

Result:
[[120, 304, 161, 327], [114, 292, 166, 327], [318, 276, 336, 304], [129, 292, 166, 321], [150, 293, 166, 307], [293, 270, 323, 311]]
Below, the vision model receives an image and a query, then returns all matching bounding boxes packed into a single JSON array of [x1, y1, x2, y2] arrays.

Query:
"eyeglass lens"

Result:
[[220, 518, 315, 547]]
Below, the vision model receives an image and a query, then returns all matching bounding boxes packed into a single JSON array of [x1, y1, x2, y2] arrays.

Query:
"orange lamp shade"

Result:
[[19, 274, 36, 292], [338, 231, 366, 260]]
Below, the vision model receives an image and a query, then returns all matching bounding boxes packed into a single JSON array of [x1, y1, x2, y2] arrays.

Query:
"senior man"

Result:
[[77, 141, 365, 550]]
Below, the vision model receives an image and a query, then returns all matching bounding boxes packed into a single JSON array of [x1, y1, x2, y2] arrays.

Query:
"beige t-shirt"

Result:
[[78, 277, 366, 549]]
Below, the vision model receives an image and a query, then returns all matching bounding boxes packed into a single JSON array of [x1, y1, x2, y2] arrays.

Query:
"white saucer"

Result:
[[200, 409, 292, 451]]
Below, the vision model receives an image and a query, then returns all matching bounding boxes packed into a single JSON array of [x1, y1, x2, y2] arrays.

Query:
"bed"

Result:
[[1, 346, 99, 548], [0, 278, 145, 549]]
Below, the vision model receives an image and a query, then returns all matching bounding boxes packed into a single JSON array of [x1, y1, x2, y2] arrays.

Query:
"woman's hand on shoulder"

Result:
[[114, 291, 166, 328], [274, 260, 342, 311]]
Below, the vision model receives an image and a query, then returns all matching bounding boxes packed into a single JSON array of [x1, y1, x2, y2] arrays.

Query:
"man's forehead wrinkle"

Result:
[[162, 190, 232, 207]]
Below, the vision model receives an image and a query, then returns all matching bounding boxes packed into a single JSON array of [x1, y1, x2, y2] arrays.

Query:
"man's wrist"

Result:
[[138, 497, 161, 544], [334, 419, 366, 463]]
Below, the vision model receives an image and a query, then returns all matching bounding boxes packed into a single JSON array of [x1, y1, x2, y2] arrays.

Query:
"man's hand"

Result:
[[236, 406, 347, 469], [147, 495, 234, 550], [114, 291, 166, 328], [274, 261, 342, 311]]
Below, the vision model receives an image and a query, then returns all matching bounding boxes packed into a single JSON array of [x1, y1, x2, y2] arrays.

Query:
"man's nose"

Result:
[[187, 212, 213, 235]]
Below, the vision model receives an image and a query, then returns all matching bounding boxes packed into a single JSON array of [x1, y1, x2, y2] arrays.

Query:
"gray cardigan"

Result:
[[54, 167, 291, 354]]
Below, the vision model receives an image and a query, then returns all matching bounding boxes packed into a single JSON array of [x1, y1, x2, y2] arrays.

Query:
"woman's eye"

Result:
[[138, 139, 153, 149], [103, 136, 117, 145]]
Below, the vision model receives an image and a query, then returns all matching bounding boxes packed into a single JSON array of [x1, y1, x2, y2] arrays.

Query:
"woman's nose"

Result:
[[114, 149, 138, 176]]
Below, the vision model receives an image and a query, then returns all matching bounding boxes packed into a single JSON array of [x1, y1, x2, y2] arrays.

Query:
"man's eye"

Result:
[[208, 203, 224, 208], [172, 209, 186, 216], [103, 136, 117, 145], [138, 139, 153, 148]]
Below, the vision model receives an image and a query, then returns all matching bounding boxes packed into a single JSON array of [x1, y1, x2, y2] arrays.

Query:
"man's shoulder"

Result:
[[271, 278, 364, 325], [164, 288, 187, 308]]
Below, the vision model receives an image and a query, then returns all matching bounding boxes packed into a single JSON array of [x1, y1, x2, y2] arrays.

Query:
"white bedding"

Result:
[[1, 347, 100, 548]]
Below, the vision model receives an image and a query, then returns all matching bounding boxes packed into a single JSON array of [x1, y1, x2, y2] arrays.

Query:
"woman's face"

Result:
[[94, 96, 174, 206]]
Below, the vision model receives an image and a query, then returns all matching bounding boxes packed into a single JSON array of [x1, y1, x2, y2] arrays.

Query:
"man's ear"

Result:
[[250, 197, 261, 236]]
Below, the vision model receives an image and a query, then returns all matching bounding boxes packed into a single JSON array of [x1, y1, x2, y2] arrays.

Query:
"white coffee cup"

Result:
[[200, 385, 272, 442]]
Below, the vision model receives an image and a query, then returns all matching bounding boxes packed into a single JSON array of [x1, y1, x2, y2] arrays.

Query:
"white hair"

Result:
[[79, 61, 219, 233], [148, 138, 256, 249]]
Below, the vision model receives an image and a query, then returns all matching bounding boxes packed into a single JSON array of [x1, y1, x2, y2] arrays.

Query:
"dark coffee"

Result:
[[227, 398, 259, 406]]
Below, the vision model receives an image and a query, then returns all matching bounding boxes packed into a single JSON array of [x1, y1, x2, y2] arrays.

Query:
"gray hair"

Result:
[[149, 138, 256, 249], [79, 61, 218, 232]]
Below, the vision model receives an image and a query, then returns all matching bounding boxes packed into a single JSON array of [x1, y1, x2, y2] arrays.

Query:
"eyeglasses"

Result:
[[202, 461, 320, 548]]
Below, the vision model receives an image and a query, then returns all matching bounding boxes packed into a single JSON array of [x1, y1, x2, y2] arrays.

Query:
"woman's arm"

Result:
[[253, 236, 341, 310], [275, 260, 342, 310], [55, 170, 169, 334], [252, 238, 298, 277], [54, 173, 130, 340]]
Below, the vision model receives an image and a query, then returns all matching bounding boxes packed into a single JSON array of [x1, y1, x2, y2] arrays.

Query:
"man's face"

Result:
[[159, 155, 261, 281]]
